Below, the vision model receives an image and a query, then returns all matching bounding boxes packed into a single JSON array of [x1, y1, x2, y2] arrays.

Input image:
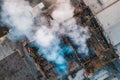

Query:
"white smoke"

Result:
[[1, 0, 69, 74], [63, 18, 90, 56], [34, 26, 55, 47], [51, 0, 74, 23], [1, 0, 33, 40], [51, 0, 90, 56], [1, 0, 90, 76]]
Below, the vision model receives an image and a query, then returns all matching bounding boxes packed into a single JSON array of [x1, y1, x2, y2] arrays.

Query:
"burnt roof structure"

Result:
[[0, 0, 120, 80]]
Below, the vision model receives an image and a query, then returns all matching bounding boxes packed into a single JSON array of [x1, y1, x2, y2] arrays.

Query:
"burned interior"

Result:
[[0, 0, 120, 80], [23, 0, 118, 79]]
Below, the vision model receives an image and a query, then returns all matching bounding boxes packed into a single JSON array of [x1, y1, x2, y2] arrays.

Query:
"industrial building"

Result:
[[84, 0, 120, 57], [0, 0, 120, 80]]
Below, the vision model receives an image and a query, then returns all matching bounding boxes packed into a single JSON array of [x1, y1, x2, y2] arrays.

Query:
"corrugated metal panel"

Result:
[[106, 22, 120, 46], [0, 51, 35, 80], [84, 0, 118, 14], [96, 1, 120, 30], [0, 37, 17, 60]]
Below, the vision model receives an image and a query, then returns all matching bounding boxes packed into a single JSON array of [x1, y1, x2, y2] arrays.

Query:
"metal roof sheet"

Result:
[[0, 38, 17, 60], [84, 0, 118, 14], [106, 21, 120, 46], [0, 51, 35, 80], [96, 1, 120, 31]]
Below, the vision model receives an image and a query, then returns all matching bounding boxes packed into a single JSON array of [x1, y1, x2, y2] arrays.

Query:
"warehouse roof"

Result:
[[96, 1, 120, 30], [106, 22, 120, 46], [0, 51, 35, 80]]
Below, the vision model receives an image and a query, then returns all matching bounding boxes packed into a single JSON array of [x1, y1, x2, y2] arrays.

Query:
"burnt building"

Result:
[[0, 0, 120, 80], [23, 0, 119, 79]]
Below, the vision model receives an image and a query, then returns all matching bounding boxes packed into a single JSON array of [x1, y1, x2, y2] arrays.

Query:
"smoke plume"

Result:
[[51, 0, 90, 57], [1, 0, 90, 75], [1, 0, 33, 40]]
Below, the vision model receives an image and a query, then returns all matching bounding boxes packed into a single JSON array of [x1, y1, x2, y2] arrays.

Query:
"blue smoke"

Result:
[[0, 0, 74, 75], [0, 0, 90, 76], [28, 39, 73, 74]]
